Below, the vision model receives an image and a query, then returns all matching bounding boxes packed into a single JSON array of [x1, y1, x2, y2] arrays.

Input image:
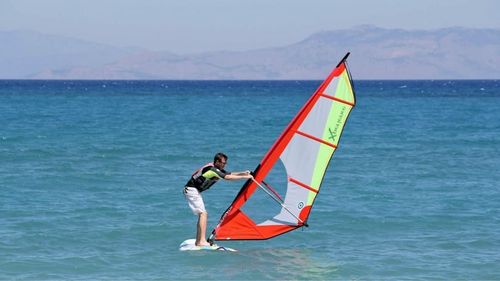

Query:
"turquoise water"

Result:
[[1, 80, 499, 280]]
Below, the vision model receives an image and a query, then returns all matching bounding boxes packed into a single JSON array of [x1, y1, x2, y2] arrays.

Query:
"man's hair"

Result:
[[214, 152, 228, 163]]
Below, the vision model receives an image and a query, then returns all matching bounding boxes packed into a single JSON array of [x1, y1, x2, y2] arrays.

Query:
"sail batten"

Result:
[[319, 93, 355, 106], [210, 53, 356, 241], [295, 130, 338, 149], [289, 177, 318, 193]]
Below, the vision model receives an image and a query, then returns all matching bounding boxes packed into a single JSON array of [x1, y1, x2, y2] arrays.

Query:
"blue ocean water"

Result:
[[1, 79, 499, 280]]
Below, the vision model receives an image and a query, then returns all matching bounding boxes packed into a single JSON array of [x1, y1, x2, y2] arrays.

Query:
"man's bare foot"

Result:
[[196, 241, 211, 247]]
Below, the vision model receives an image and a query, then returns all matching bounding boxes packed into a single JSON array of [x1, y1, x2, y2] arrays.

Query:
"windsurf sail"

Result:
[[210, 53, 356, 241]]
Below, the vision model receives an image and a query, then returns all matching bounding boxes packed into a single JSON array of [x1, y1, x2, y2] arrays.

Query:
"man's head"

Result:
[[213, 152, 228, 169]]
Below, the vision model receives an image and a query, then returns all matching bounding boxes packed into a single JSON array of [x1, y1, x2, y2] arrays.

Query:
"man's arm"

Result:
[[230, 170, 251, 176], [224, 171, 253, 181]]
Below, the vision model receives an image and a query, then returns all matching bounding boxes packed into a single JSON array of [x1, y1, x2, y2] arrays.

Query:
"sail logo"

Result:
[[297, 202, 304, 209], [327, 105, 346, 143]]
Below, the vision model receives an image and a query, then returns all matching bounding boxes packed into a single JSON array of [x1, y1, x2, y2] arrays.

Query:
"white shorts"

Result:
[[183, 187, 207, 215]]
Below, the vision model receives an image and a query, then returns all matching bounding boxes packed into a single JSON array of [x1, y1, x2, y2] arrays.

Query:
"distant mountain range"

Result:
[[1, 26, 499, 79]]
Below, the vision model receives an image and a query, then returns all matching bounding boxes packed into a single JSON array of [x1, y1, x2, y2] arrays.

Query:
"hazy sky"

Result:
[[1, 0, 498, 54]]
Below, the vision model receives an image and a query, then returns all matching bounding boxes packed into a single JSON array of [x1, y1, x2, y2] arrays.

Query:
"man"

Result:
[[184, 152, 253, 246]]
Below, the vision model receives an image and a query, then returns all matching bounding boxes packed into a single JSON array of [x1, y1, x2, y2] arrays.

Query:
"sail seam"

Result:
[[295, 130, 337, 149], [319, 93, 354, 107], [289, 177, 319, 193]]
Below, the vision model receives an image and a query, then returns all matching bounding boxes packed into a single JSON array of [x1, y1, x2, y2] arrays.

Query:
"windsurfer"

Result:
[[184, 152, 253, 246]]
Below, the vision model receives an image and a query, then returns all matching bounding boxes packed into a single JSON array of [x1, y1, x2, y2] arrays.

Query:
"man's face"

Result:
[[214, 158, 227, 169]]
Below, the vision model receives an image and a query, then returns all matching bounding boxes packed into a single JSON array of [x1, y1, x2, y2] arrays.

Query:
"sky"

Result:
[[1, 0, 499, 54]]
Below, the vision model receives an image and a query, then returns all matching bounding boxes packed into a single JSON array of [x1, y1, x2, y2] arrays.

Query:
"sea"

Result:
[[1, 79, 499, 280]]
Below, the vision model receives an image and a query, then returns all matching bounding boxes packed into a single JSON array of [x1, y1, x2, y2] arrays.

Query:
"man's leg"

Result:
[[196, 212, 210, 246]]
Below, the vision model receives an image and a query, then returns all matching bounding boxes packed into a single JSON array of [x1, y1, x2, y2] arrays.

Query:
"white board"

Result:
[[179, 239, 237, 252]]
